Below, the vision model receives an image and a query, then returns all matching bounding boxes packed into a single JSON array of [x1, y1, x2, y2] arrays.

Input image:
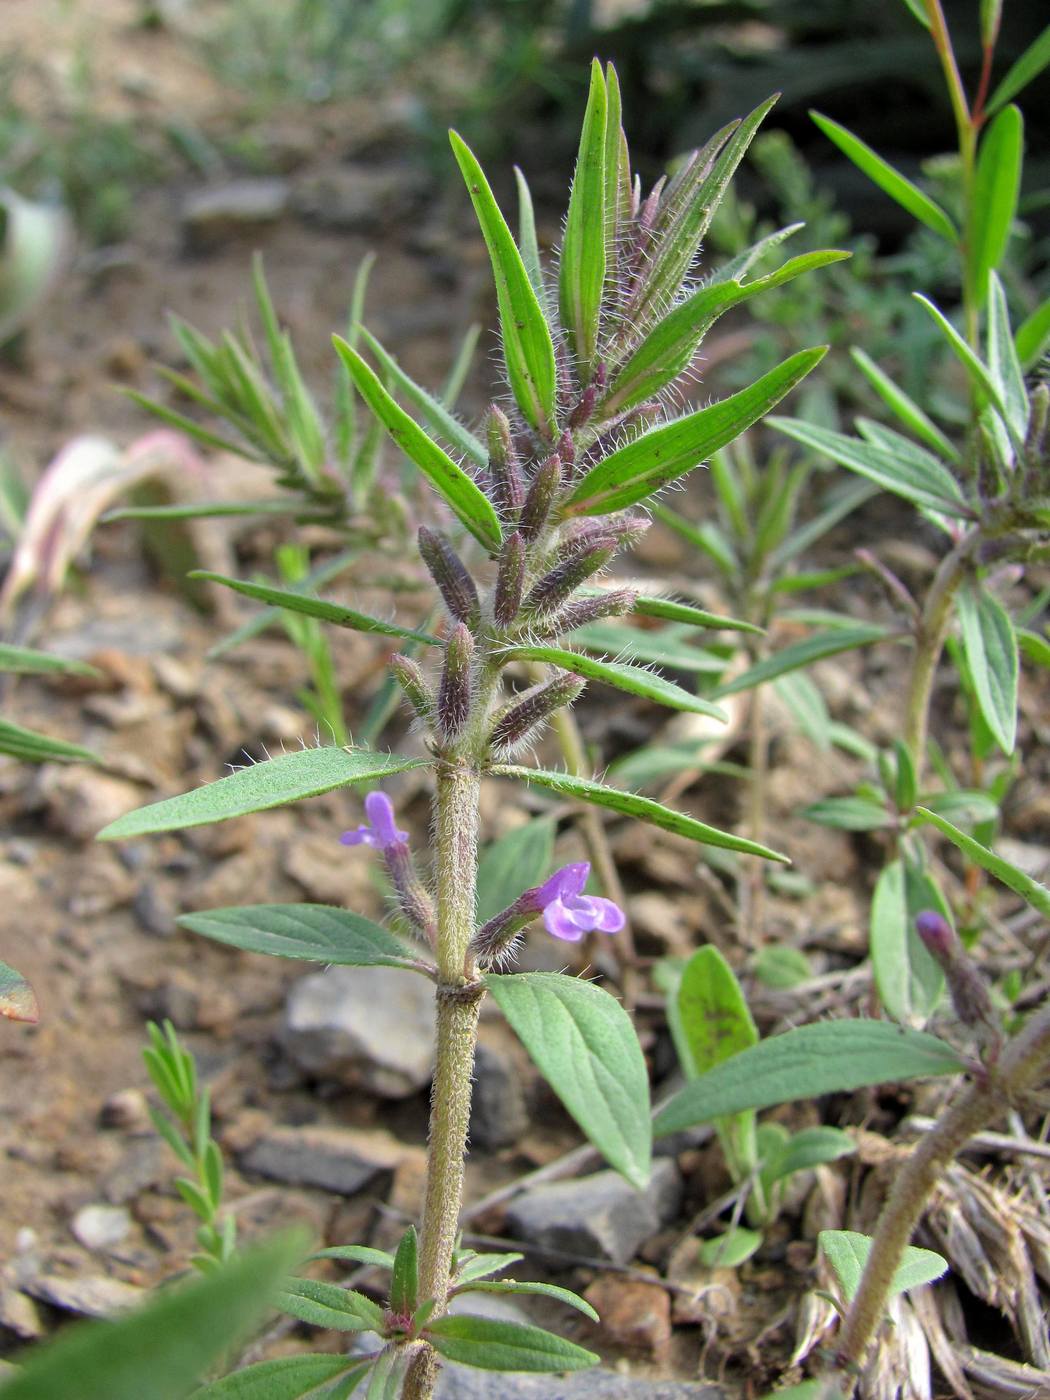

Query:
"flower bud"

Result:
[[915, 911, 999, 1041], [384, 841, 436, 944], [418, 525, 480, 629], [518, 453, 561, 542], [522, 537, 617, 617], [556, 430, 575, 468], [437, 622, 473, 743], [493, 530, 526, 628], [540, 587, 637, 635], [484, 405, 525, 515], [390, 653, 435, 726], [489, 673, 585, 754]]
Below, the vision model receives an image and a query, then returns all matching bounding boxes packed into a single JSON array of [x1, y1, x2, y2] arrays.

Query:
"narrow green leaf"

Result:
[[506, 644, 728, 720], [848, 348, 958, 463], [207, 549, 360, 661], [912, 295, 1019, 443], [560, 59, 607, 374], [99, 747, 425, 839], [476, 818, 554, 924], [276, 1279, 384, 1333], [309, 1245, 394, 1269], [191, 1355, 368, 1398], [567, 348, 827, 516], [0, 960, 38, 1023], [897, 0, 931, 28], [486, 971, 652, 1190], [495, 765, 789, 862], [970, 105, 1024, 303], [653, 1021, 963, 1136], [177, 904, 423, 971], [819, 1231, 947, 1304], [452, 1280, 599, 1323], [104, 501, 296, 523], [570, 620, 725, 674], [449, 131, 557, 434], [1016, 626, 1050, 669], [986, 23, 1050, 114], [389, 1226, 418, 1315], [870, 858, 946, 1026], [122, 389, 256, 462], [803, 795, 893, 831], [715, 221, 803, 283], [915, 807, 1050, 918], [355, 326, 486, 468], [810, 112, 957, 243], [0, 718, 99, 765], [0, 645, 100, 678], [364, 1348, 409, 1400], [189, 571, 440, 647], [767, 1127, 855, 1183], [918, 789, 999, 824], [514, 167, 543, 299], [0, 1234, 304, 1400], [714, 625, 890, 698], [626, 593, 762, 635], [603, 63, 629, 288], [986, 273, 1029, 445], [957, 582, 1018, 755], [769, 416, 970, 517], [425, 1314, 599, 1373], [453, 1252, 524, 1286], [1015, 296, 1050, 370]]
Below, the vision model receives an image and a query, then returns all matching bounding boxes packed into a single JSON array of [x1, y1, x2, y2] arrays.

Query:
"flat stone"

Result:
[[26, 1274, 144, 1318], [584, 1275, 671, 1358], [291, 164, 424, 232], [38, 768, 144, 843], [435, 1368, 722, 1398], [182, 179, 290, 250], [239, 1124, 408, 1195], [71, 1204, 132, 1252], [504, 1160, 683, 1268], [282, 965, 435, 1098], [0, 1287, 43, 1339]]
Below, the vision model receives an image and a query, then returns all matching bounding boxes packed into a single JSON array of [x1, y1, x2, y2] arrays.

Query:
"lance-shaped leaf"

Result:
[[0, 960, 38, 1023], [560, 59, 607, 375], [276, 1279, 385, 1332], [914, 808, 1050, 918], [913, 295, 1020, 446], [105, 500, 299, 523], [425, 1314, 599, 1372], [355, 325, 487, 468], [0, 644, 100, 678], [810, 111, 957, 243], [188, 571, 440, 646], [191, 1355, 370, 1398], [986, 22, 1050, 116], [566, 348, 827, 516], [769, 416, 970, 517], [986, 273, 1029, 446], [1015, 295, 1050, 372], [449, 131, 557, 435], [514, 167, 544, 298], [608, 251, 848, 413], [969, 105, 1023, 304], [653, 1021, 964, 1136], [957, 582, 1018, 755], [637, 96, 779, 321], [494, 765, 789, 861], [819, 1231, 947, 1305], [506, 644, 728, 720], [603, 62, 630, 284], [486, 971, 651, 1189], [0, 718, 99, 765], [452, 1280, 599, 1322], [579, 588, 760, 634], [98, 747, 425, 839], [333, 337, 501, 552], [177, 905, 426, 972], [848, 349, 958, 463], [870, 857, 946, 1026], [713, 624, 891, 697]]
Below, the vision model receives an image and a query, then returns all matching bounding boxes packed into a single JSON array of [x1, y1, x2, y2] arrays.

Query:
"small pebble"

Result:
[[72, 1204, 132, 1252]]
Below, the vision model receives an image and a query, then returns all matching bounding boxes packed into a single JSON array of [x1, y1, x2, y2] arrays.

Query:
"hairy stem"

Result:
[[834, 1003, 1050, 1379]]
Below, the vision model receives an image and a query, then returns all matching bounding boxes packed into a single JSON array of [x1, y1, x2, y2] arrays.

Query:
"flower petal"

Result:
[[363, 790, 409, 848], [340, 826, 375, 847], [535, 861, 590, 908], [542, 898, 588, 942], [586, 896, 626, 933]]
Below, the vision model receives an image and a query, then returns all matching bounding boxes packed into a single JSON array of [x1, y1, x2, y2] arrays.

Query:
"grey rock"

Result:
[[469, 1039, 528, 1151], [104, 1138, 167, 1203], [239, 1124, 408, 1196], [26, 1275, 143, 1318], [132, 881, 178, 938], [282, 965, 435, 1098], [436, 1370, 722, 1398], [182, 179, 290, 250], [0, 1288, 43, 1340], [291, 163, 425, 232], [504, 1160, 682, 1268], [71, 1204, 132, 1251]]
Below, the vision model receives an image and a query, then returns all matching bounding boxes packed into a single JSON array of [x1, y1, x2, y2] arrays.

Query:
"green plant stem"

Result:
[[833, 1002, 1050, 1381], [902, 530, 976, 782]]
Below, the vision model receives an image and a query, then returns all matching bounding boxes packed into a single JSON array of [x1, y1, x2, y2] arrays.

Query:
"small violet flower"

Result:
[[340, 791, 408, 851], [534, 862, 625, 942]]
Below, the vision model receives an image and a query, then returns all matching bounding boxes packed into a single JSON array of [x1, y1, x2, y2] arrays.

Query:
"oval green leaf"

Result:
[[425, 1314, 599, 1373], [332, 336, 501, 552], [819, 1230, 947, 1304], [486, 971, 652, 1190], [98, 747, 425, 839], [957, 582, 1018, 756], [969, 106, 1023, 305], [191, 1355, 369, 1398], [507, 644, 727, 720], [869, 857, 945, 1026], [653, 1021, 964, 1137], [177, 904, 425, 972], [276, 1279, 384, 1333], [494, 764, 789, 862]]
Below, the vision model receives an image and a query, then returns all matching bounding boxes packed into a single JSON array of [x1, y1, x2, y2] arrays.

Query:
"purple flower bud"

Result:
[[915, 910, 957, 962], [522, 537, 617, 617], [437, 622, 473, 743], [540, 587, 637, 635], [418, 525, 480, 629], [915, 911, 999, 1041], [556, 430, 575, 468], [390, 653, 435, 726], [341, 790, 408, 850], [518, 453, 561, 542], [493, 530, 526, 628], [569, 383, 598, 430], [533, 862, 625, 942], [489, 673, 585, 754], [485, 406, 525, 515]]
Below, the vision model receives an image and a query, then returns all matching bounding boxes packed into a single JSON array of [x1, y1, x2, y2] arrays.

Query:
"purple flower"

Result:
[[340, 791, 408, 851], [535, 862, 625, 942]]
